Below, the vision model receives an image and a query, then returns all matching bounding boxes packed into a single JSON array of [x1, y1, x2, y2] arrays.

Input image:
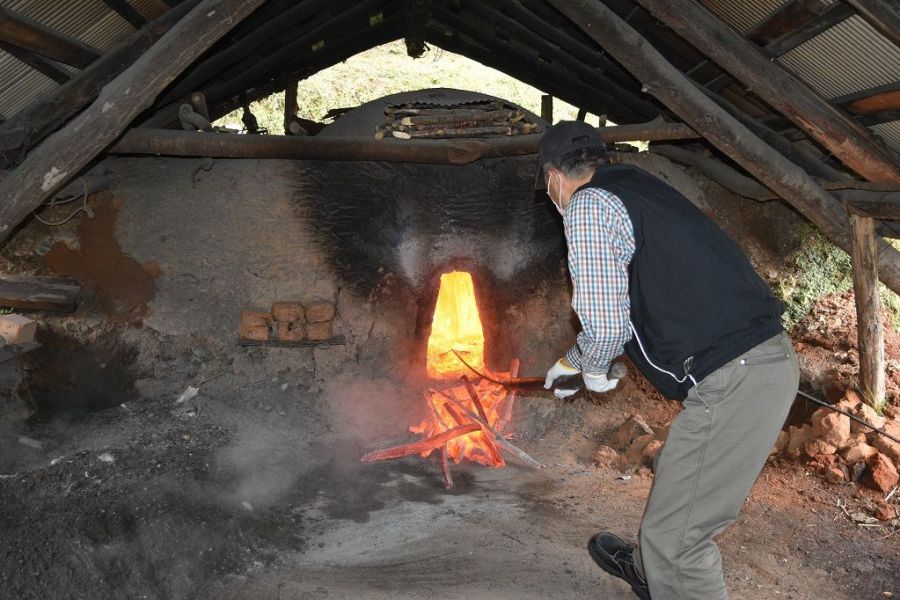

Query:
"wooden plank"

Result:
[[844, 0, 900, 48], [839, 84, 900, 117], [848, 212, 886, 405], [0, 0, 265, 242], [101, 0, 149, 29], [0, 0, 199, 169], [632, 0, 900, 183], [0, 275, 79, 312], [746, 0, 824, 46], [0, 7, 100, 68], [236, 336, 346, 348], [0, 41, 71, 83], [761, 2, 854, 57], [548, 0, 900, 296]]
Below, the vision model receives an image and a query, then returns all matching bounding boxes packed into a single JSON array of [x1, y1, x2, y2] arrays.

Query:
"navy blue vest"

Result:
[[579, 164, 783, 399]]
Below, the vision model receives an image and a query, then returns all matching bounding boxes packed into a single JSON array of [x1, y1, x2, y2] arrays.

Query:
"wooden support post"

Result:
[[101, 0, 149, 29], [540, 95, 553, 123], [0, 41, 72, 83], [284, 80, 299, 135], [0, 0, 199, 169], [848, 212, 886, 406], [0, 0, 265, 242], [548, 0, 900, 297], [576, 108, 587, 122], [633, 0, 900, 183]]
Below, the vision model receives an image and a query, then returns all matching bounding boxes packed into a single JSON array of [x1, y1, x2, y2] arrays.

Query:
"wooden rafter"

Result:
[[0, 41, 71, 83], [101, 0, 149, 29], [547, 0, 900, 296], [0, 7, 100, 69], [633, 0, 900, 183], [0, 0, 266, 242], [750, 0, 854, 57], [844, 0, 900, 48]]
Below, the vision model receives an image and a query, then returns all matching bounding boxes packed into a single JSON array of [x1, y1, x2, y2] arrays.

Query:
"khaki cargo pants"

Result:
[[633, 331, 799, 599]]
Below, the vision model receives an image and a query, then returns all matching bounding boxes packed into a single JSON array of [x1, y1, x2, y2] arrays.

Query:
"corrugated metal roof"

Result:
[[0, 0, 168, 119], [872, 121, 900, 154], [700, 0, 787, 34], [777, 15, 900, 99]]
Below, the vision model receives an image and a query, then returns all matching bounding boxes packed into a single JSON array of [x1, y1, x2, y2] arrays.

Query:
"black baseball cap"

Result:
[[534, 120, 606, 189]]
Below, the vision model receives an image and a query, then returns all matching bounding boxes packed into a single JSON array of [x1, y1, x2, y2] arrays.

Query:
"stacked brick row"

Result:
[[239, 301, 335, 342]]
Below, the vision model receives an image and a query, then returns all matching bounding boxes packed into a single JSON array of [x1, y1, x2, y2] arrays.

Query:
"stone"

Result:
[[614, 415, 654, 450], [642, 440, 663, 466], [851, 461, 867, 482], [770, 430, 789, 455], [305, 320, 334, 341], [866, 452, 899, 493], [869, 421, 900, 464], [594, 445, 622, 469], [843, 442, 878, 463], [850, 402, 885, 434], [837, 390, 862, 413], [804, 438, 837, 458], [271, 302, 304, 323], [787, 424, 814, 457], [276, 321, 304, 342], [825, 466, 847, 484], [0, 314, 36, 345], [625, 433, 655, 466], [305, 301, 335, 323], [812, 410, 851, 448], [874, 503, 897, 522]]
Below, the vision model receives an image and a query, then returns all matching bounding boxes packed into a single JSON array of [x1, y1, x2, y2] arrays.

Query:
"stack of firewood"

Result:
[[375, 100, 538, 140], [239, 301, 336, 342]]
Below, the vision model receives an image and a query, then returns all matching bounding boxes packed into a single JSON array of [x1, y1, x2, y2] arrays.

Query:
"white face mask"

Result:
[[547, 173, 564, 216]]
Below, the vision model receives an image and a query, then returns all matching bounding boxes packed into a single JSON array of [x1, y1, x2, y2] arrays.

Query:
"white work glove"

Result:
[[583, 371, 619, 393], [545, 357, 581, 399]]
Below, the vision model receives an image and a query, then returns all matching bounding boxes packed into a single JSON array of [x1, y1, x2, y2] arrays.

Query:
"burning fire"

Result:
[[426, 272, 485, 379], [362, 270, 528, 485], [413, 271, 509, 467]]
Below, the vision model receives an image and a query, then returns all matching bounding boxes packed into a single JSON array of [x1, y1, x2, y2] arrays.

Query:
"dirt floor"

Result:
[[1, 156, 898, 599], [2, 365, 898, 600]]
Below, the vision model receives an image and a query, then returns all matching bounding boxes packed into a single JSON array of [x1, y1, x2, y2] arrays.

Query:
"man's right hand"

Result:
[[545, 357, 580, 398]]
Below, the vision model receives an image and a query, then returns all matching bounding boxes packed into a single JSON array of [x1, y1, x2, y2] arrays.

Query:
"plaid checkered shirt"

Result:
[[562, 187, 635, 376]]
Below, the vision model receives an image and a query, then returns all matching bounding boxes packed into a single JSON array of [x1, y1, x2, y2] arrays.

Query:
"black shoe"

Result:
[[587, 532, 651, 600]]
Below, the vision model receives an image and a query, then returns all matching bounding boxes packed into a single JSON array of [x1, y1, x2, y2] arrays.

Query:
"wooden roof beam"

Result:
[[0, 7, 101, 69], [453, 0, 662, 122], [0, 0, 266, 242], [101, 0, 149, 29], [844, 0, 900, 48], [547, 0, 900, 296], [633, 0, 900, 183], [748, 0, 854, 57], [0, 41, 71, 83], [159, 0, 336, 106]]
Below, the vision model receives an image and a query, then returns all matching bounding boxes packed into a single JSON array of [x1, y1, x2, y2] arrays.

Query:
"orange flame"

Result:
[[414, 271, 509, 466], [426, 272, 485, 379]]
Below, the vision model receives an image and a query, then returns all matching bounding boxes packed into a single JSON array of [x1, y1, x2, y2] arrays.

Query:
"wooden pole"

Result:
[[632, 0, 900, 183], [540, 95, 553, 123], [0, 7, 101, 68], [848, 212, 886, 406], [547, 0, 900, 297], [0, 0, 265, 242]]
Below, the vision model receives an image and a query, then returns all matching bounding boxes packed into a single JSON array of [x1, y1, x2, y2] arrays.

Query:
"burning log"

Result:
[[360, 424, 481, 462], [460, 375, 505, 466], [437, 389, 543, 470]]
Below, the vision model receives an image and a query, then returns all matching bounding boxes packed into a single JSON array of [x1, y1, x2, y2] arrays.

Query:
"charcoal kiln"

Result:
[[295, 89, 571, 373]]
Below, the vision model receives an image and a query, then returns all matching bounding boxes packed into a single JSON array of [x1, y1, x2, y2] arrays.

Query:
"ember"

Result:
[[361, 270, 540, 486]]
